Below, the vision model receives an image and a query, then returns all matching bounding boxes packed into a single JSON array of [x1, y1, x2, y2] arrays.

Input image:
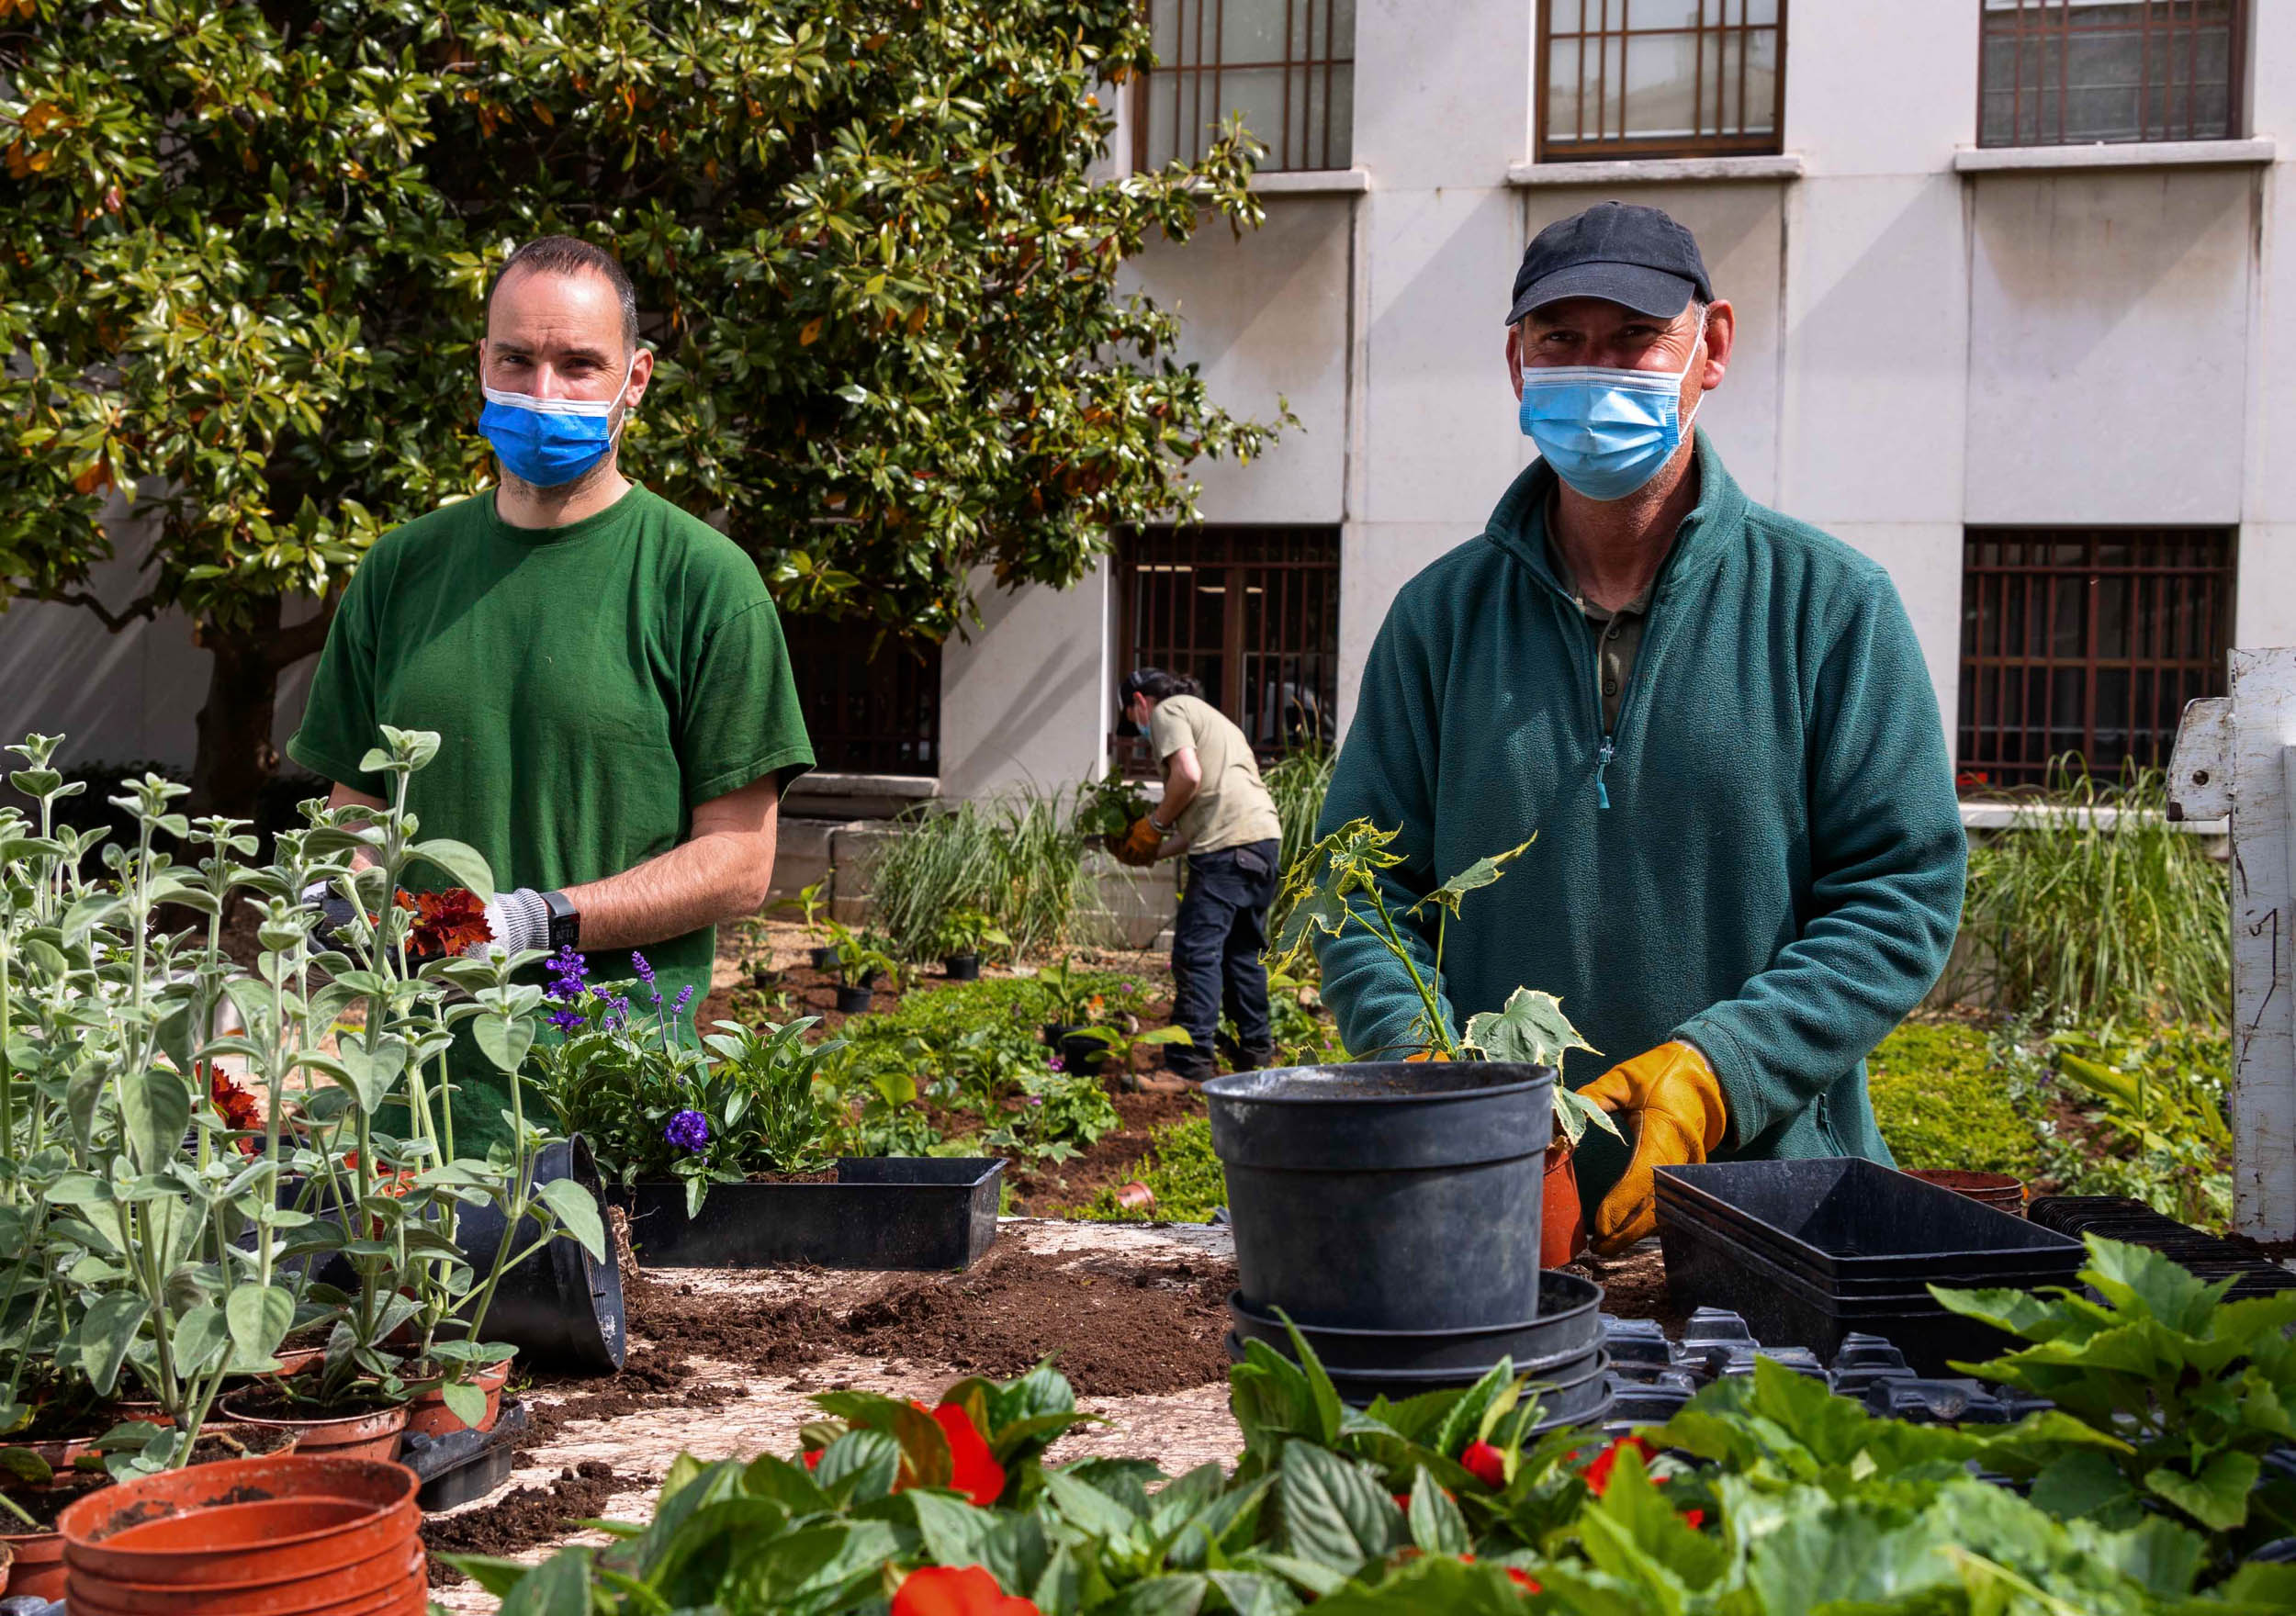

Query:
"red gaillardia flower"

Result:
[[1459, 1439, 1507, 1489], [891, 1565, 1040, 1616], [917, 1401, 1006, 1507]]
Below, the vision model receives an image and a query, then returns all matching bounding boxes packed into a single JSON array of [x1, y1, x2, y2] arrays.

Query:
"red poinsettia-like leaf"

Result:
[[408, 887, 491, 958], [891, 1566, 1039, 1616], [921, 1400, 1006, 1507]]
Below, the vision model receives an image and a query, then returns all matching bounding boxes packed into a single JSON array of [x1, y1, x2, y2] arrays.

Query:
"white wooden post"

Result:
[[2166, 648, 2296, 1241]]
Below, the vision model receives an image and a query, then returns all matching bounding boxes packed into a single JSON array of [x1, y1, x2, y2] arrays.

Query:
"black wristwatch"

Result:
[[541, 890, 581, 953]]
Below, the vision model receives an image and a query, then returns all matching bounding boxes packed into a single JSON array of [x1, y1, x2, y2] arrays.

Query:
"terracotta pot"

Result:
[[270, 1342, 329, 1377], [1905, 1167, 2027, 1214], [64, 1533, 424, 1614], [402, 1357, 513, 1441], [58, 1454, 417, 1597], [2, 1404, 169, 1476], [0, 1528, 66, 1600], [216, 1396, 408, 1463], [1542, 1139, 1587, 1268], [1, 1536, 10, 1595]]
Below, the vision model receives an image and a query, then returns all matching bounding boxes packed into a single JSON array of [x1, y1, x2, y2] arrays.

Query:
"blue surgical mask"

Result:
[[480, 365, 631, 488], [1517, 331, 1705, 501]]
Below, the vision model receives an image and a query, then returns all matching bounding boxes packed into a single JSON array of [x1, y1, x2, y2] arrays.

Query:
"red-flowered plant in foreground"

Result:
[[402, 886, 493, 957], [204, 1062, 264, 1155], [920, 1399, 1007, 1506], [891, 1565, 1041, 1616], [1582, 1432, 1656, 1496], [1460, 1438, 1507, 1489]]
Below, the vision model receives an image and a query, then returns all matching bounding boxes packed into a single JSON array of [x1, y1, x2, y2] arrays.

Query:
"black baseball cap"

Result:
[[1505, 201, 1713, 325]]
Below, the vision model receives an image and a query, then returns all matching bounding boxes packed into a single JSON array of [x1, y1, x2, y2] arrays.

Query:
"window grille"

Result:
[[781, 615, 941, 777], [1112, 526, 1340, 773], [1537, 0, 1785, 163], [1137, 0, 1355, 174], [1978, 0, 2245, 147], [1956, 527, 2233, 792]]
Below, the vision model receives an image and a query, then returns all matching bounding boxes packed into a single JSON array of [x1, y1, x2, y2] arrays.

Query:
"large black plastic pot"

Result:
[[1204, 1061, 1555, 1331], [1226, 1271, 1603, 1375], [944, 953, 982, 982], [453, 1137, 626, 1375], [1225, 1330, 1612, 1420]]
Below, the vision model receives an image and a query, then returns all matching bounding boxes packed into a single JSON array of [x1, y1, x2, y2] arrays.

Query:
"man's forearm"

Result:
[[563, 825, 778, 951]]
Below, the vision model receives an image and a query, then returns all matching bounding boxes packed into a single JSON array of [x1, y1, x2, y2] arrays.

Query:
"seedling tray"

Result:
[[1226, 1271, 1602, 1375], [1657, 1213, 2026, 1375], [613, 1158, 1003, 1271], [1655, 1160, 2082, 1282], [405, 1397, 530, 1512]]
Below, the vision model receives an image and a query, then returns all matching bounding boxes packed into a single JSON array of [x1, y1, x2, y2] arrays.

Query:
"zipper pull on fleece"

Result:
[[1596, 735, 1615, 810]]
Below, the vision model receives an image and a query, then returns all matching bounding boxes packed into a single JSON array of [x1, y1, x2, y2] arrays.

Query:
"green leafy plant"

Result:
[[1933, 1234, 2296, 1561], [466, 1275, 2296, 1613], [935, 907, 1010, 962], [2038, 1021, 2233, 1228], [824, 921, 903, 993], [1269, 820, 1619, 1149], [1952, 763, 2229, 1027], [1866, 1018, 2045, 1179], [985, 1057, 1123, 1165], [1075, 773, 1153, 840], [0, 0, 1284, 815], [1079, 1117, 1227, 1222]]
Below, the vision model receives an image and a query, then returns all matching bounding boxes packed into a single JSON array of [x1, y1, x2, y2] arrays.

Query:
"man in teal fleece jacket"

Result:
[[1316, 202, 1965, 1256]]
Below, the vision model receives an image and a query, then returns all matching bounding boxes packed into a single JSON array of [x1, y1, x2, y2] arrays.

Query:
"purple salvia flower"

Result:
[[630, 951, 655, 987], [664, 1109, 710, 1152], [546, 946, 589, 1002], [546, 1006, 585, 1032], [671, 984, 694, 1020]]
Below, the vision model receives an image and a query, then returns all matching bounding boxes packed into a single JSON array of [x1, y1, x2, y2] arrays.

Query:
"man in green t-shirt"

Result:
[[1109, 668, 1284, 1083], [289, 236, 814, 1152]]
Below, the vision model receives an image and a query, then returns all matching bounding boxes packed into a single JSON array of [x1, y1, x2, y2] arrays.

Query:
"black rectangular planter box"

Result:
[[613, 1157, 1003, 1271]]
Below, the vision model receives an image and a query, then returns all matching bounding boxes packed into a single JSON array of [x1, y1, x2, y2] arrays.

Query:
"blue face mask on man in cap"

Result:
[[480, 364, 632, 488], [1516, 320, 1705, 502]]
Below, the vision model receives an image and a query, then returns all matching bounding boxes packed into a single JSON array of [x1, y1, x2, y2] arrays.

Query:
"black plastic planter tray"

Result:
[[1227, 1272, 1603, 1375], [1654, 1185, 2081, 1299], [1658, 1214, 2025, 1375], [2029, 1195, 2296, 1297], [1655, 1160, 2084, 1282], [404, 1397, 530, 1511], [613, 1158, 1002, 1270]]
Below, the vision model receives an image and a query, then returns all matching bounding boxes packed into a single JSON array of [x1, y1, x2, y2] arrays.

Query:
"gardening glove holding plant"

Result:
[[478, 888, 551, 958], [1109, 815, 1165, 868], [300, 879, 360, 946], [1578, 1041, 1728, 1257]]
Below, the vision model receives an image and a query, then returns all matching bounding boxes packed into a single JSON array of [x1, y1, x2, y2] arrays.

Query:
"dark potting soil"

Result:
[[219, 1388, 400, 1422], [422, 1459, 654, 1587], [625, 1243, 1235, 1397], [745, 1165, 839, 1184], [1, 1466, 111, 1529], [1564, 1244, 1687, 1336]]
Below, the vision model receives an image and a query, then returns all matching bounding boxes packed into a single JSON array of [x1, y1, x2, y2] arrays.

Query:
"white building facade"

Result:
[[7, 1, 2292, 821]]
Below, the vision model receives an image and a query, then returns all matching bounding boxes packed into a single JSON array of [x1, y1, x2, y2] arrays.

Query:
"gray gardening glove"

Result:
[[478, 887, 551, 959]]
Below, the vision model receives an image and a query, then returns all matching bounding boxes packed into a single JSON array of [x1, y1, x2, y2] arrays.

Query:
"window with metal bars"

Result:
[[781, 615, 941, 777], [1979, 0, 2245, 147], [1537, 0, 1785, 163], [1112, 526, 1340, 774], [1135, 0, 1355, 174], [1956, 528, 2233, 793]]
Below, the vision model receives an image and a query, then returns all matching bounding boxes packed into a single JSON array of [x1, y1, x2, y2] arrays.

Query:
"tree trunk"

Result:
[[189, 597, 289, 820]]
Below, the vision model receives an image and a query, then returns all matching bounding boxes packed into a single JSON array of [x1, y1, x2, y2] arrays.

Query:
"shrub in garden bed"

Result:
[[464, 1235, 2296, 1613], [1867, 1019, 2044, 1180], [1077, 1117, 1226, 1222]]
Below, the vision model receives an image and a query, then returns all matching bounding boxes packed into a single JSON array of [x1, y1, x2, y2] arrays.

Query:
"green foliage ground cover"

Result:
[[1079, 1117, 1225, 1223], [1867, 1019, 2043, 1179]]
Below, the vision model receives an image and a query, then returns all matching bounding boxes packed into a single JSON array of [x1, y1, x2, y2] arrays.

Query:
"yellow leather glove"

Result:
[[1109, 816, 1165, 868], [1577, 1041, 1728, 1257]]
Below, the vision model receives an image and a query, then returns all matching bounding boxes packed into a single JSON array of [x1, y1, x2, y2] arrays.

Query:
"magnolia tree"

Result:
[[0, 0, 1281, 813]]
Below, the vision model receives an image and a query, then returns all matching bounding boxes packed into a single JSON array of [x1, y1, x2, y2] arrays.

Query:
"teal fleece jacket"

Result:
[[1316, 433, 1965, 1194]]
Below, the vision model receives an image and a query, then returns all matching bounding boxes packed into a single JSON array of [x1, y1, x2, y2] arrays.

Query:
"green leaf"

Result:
[[77, 1294, 150, 1397], [1273, 1441, 1398, 1572], [496, 1543, 594, 1614], [474, 1013, 535, 1075], [535, 1176, 607, 1263], [226, 1283, 295, 1366], [441, 1379, 489, 1429], [1462, 988, 1596, 1071], [1406, 1464, 1469, 1554], [815, 1429, 900, 1501], [406, 837, 496, 901], [1410, 836, 1534, 921], [2144, 1449, 2260, 1532], [1096, 1575, 1210, 1616], [118, 1064, 193, 1175], [2027, 1447, 2140, 1522]]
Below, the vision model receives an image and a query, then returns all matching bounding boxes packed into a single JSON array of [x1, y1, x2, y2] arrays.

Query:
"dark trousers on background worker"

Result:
[[1165, 838, 1280, 1081]]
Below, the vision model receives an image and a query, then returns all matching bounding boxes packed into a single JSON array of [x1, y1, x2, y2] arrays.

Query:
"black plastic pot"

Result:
[[613, 1157, 1003, 1270], [1227, 1331, 1611, 1420], [750, 965, 777, 990], [809, 944, 838, 971], [453, 1137, 626, 1375], [1060, 1032, 1112, 1077], [1226, 1271, 1603, 1375], [403, 1397, 530, 1510], [1204, 1061, 1556, 1331], [944, 953, 982, 982], [835, 983, 873, 1014]]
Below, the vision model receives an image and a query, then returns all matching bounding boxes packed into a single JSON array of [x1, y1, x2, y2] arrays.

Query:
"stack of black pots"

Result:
[[1203, 1061, 1609, 1429]]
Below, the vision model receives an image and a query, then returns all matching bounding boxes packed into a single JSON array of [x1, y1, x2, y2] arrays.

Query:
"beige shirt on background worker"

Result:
[[1149, 695, 1284, 854]]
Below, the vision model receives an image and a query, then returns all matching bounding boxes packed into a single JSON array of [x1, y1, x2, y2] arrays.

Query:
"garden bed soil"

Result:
[[422, 1459, 644, 1584], [1565, 1242, 1687, 1337], [1004, 1083, 1209, 1215]]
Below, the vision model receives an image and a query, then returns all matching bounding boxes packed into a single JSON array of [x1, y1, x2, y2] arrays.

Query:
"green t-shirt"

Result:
[[289, 484, 813, 1150], [1148, 694, 1282, 855]]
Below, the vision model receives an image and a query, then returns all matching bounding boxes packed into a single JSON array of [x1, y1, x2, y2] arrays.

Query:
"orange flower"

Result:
[[406, 887, 491, 957], [917, 1400, 1006, 1507], [204, 1062, 264, 1155], [891, 1566, 1039, 1616]]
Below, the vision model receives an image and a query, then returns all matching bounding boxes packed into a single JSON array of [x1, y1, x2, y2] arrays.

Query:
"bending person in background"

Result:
[[1109, 668, 1284, 1087], [1316, 201, 1966, 1257]]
